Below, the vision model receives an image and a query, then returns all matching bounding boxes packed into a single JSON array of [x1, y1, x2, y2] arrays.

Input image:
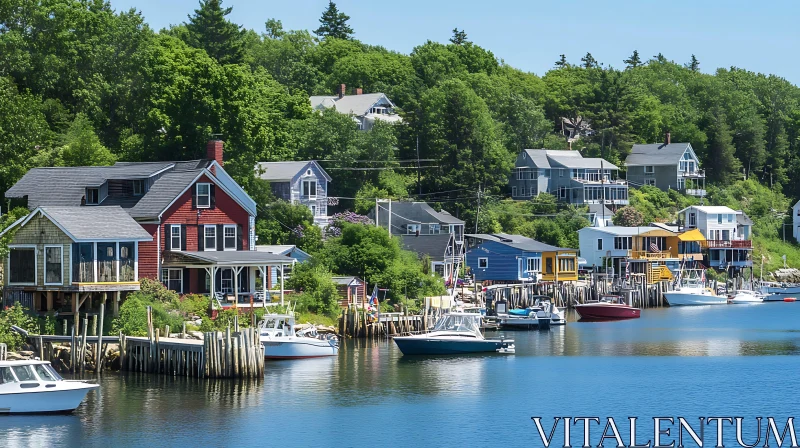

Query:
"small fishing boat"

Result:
[[574, 296, 641, 321], [533, 296, 566, 325], [393, 313, 514, 355], [498, 308, 550, 330], [664, 268, 727, 306], [0, 360, 98, 413], [729, 289, 764, 304], [259, 314, 339, 359], [759, 282, 800, 302]]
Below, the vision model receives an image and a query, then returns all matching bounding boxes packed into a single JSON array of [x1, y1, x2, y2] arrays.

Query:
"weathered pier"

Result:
[[338, 307, 425, 339]]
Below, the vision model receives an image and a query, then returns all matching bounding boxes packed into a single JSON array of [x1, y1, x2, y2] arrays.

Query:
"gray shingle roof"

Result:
[[400, 234, 453, 260], [256, 161, 332, 182], [128, 169, 204, 219], [466, 233, 572, 251], [547, 154, 619, 170], [375, 201, 465, 226], [521, 149, 551, 169], [166, 250, 292, 266], [332, 276, 362, 285], [626, 143, 691, 166], [39, 206, 152, 241]]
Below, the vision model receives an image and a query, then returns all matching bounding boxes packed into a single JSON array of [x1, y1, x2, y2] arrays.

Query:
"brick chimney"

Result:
[[665, 131, 671, 145], [338, 83, 346, 99], [207, 139, 224, 175], [355, 87, 363, 95]]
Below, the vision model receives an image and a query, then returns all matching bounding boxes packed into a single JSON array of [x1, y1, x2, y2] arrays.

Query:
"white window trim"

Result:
[[429, 223, 440, 235], [171, 225, 182, 251], [44, 245, 63, 286], [526, 257, 541, 272], [597, 239, 603, 251], [86, 188, 99, 205], [478, 257, 489, 269], [204, 225, 217, 251], [644, 166, 655, 174], [162, 268, 183, 293], [645, 178, 656, 186], [196, 183, 211, 209], [407, 224, 421, 234], [302, 179, 317, 199], [223, 224, 237, 251], [8, 245, 37, 286], [511, 186, 517, 197], [133, 180, 144, 196]]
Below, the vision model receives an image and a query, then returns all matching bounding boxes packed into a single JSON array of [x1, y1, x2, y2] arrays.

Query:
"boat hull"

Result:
[[498, 317, 551, 330], [575, 304, 640, 320], [262, 338, 338, 359], [393, 336, 512, 355], [0, 383, 98, 413], [759, 286, 800, 302], [664, 291, 727, 306]]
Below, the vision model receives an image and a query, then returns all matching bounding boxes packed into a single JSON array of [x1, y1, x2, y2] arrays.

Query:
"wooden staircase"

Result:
[[646, 263, 674, 284]]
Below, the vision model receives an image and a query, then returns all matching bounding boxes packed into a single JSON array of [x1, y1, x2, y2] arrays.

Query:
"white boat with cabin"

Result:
[[0, 360, 98, 413], [259, 314, 339, 359], [393, 313, 515, 355], [664, 268, 727, 306], [729, 289, 764, 303]]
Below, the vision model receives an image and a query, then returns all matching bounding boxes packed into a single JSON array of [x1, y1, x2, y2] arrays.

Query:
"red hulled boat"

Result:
[[574, 296, 641, 321]]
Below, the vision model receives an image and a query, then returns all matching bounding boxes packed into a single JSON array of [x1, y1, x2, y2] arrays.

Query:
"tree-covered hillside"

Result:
[[2, 0, 799, 259]]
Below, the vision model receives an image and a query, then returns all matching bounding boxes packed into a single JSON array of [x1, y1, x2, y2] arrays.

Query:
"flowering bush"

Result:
[[325, 211, 373, 237]]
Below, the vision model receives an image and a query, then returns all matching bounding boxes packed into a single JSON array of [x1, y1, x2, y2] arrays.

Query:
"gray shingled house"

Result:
[[509, 149, 629, 206], [255, 160, 332, 227], [370, 201, 465, 242], [625, 134, 706, 196]]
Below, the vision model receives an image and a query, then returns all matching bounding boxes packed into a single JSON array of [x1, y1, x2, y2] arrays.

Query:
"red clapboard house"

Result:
[[6, 140, 292, 308]]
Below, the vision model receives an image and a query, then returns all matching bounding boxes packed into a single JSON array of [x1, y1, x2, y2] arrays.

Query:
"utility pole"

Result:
[[416, 135, 422, 195], [474, 184, 481, 234]]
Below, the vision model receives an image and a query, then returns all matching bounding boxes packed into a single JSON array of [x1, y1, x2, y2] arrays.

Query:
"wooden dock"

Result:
[[338, 308, 425, 339]]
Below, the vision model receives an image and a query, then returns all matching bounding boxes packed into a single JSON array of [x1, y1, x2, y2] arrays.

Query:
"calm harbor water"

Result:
[[4, 303, 800, 447]]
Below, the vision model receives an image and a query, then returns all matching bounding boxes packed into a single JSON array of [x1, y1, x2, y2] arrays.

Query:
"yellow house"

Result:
[[541, 249, 579, 282], [676, 228, 706, 261], [627, 228, 678, 284]]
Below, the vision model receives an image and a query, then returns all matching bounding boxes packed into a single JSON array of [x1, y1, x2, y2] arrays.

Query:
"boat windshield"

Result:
[[432, 314, 482, 336], [0, 366, 17, 383], [11, 365, 36, 381], [33, 364, 59, 381]]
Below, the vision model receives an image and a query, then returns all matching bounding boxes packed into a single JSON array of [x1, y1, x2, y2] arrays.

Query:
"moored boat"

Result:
[[729, 289, 764, 304], [259, 314, 338, 359], [664, 268, 726, 306], [393, 313, 514, 355], [574, 296, 641, 321], [758, 282, 800, 302], [0, 360, 98, 413]]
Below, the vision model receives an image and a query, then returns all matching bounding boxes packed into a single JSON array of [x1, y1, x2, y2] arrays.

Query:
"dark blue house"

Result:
[[465, 233, 577, 283]]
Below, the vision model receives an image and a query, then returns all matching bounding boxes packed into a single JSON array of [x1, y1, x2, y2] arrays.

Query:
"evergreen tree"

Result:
[[185, 0, 245, 65], [314, 1, 354, 40], [623, 50, 641, 69], [450, 28, 468, 45], [580, 52, 598, 68], [687, 54, 700, 72], [653, 52, 666, 63], [554, 54, 568, 68], [704, 107, 742, 185]]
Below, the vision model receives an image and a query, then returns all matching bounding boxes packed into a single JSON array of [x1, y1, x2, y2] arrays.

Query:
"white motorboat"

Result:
[[729, 289, 764, 304], [664, 268, 727, 306], [259, 314, 338, 359], [393, 313, 514, 355], [0, 360, 98, 413], [533, 296, 566, 325], [758, 282, 800, 302]]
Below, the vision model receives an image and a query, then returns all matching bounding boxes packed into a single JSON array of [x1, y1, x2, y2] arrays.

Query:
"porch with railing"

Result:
[[701, 240, 752, 249]]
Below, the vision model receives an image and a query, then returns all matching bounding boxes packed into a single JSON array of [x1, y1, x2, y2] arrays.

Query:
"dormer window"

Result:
[[196, 183, 210, 208], [302, 180, 317, 198], [86, 188, 99, 205], [132, 180, 144, 196]]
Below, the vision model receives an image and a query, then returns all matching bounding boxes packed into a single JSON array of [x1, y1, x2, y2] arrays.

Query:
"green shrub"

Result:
[[138, 278, 180, 303], [170, 294, 210, 317], [111, 295, 183, 337], [0, 304, 39, 350]]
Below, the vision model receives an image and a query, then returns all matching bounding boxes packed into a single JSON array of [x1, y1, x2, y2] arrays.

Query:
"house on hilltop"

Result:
[[310, 84, 402, 130], [625, 133, 706, 196]]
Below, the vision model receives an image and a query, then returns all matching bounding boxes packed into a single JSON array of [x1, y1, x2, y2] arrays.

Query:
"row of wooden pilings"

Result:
[[120, 327, 263, 379], [338, 307, 426, 339]]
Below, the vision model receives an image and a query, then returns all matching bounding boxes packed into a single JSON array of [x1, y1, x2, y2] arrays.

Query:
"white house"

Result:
[[310, 84, 402, 130], [578, 226, 659, 273], [256, 161, 332, 227], [678, 205, 752, 270]]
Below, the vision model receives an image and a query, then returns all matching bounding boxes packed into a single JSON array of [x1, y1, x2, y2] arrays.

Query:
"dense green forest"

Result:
[[2, 0, 800, 274]]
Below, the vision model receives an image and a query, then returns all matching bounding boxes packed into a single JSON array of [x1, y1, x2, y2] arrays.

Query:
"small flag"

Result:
[[368, 285, 378, 308], [649, 242, 660, 253]]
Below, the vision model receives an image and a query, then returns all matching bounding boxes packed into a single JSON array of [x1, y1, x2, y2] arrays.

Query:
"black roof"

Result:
[[399, 234, 453, 260]]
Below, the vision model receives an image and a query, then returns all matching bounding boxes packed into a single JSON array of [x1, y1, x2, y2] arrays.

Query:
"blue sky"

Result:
[[113, 0, 799, 85]]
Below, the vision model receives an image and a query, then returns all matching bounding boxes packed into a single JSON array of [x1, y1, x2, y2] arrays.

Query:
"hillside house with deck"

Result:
[[509, 149, 629, 206], [310, 84, 402, 130], [678, 205, 752, 271], [626, 134, 706, 196]]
